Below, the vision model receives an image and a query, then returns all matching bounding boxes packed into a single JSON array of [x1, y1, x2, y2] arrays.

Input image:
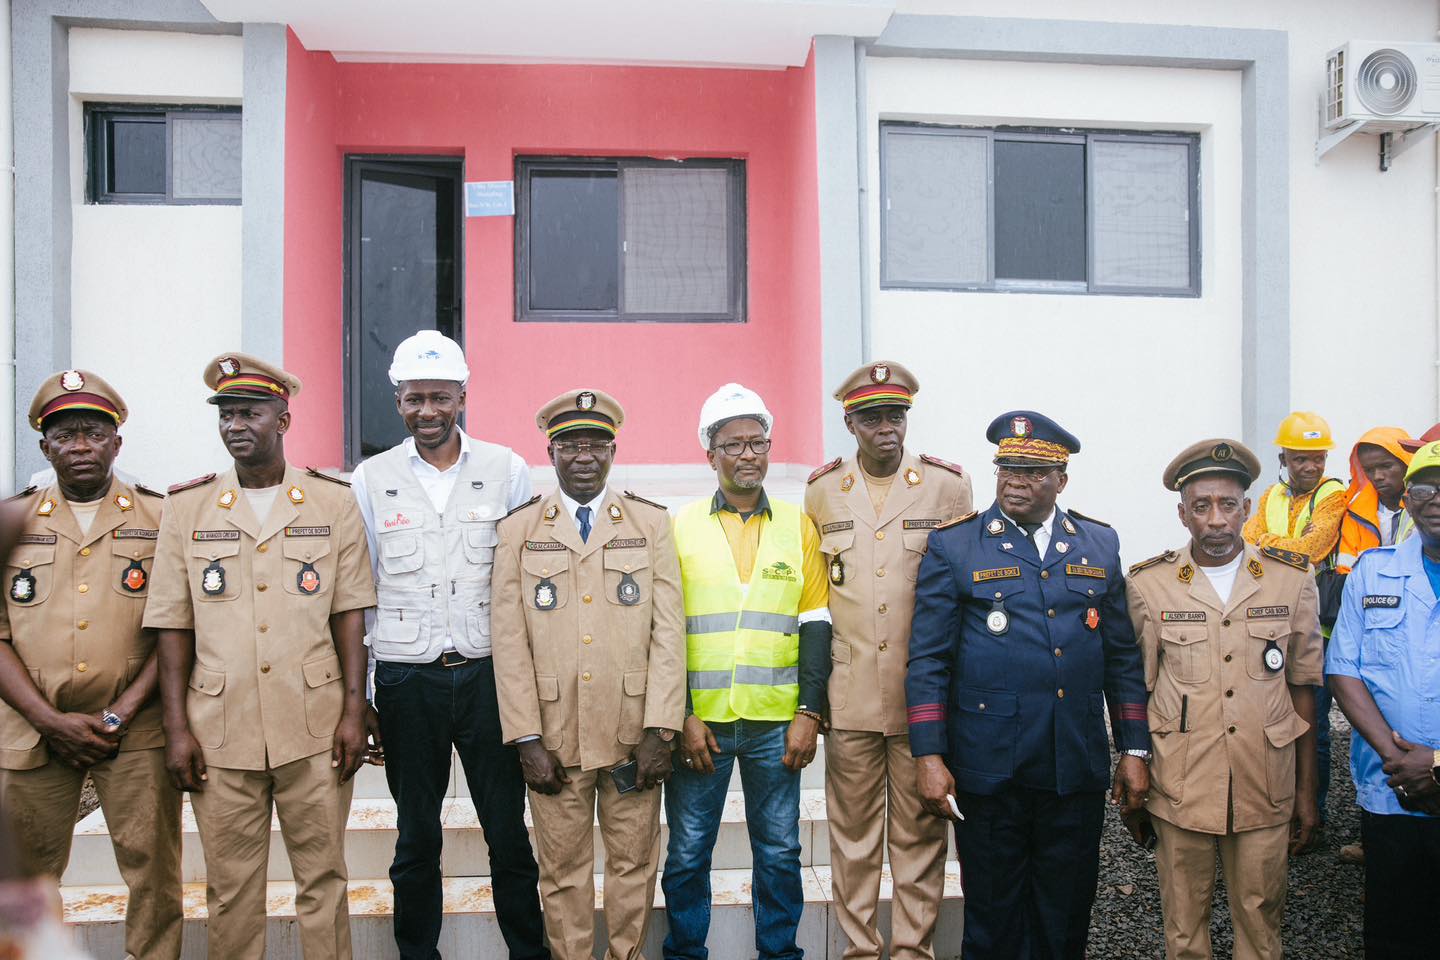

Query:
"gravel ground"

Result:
[[77, 776, 98, 820], [1094, 704, 1365, 958]]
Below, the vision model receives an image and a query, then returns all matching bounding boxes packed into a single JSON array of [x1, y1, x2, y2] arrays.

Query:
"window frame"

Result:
[[879, 122, 1200, 298], [85, 103, 242, 206], [514, 156, 747, 323]]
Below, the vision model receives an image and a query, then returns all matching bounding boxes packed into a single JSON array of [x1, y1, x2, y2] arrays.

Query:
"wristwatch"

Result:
[[1124, 749, 1152, 763], [646, 727, 675, 742]]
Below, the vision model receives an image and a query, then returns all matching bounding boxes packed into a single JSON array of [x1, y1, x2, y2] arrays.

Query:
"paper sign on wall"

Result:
[[465, 181, 515, 217]]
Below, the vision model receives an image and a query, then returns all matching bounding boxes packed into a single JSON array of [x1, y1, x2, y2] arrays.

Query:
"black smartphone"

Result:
[[1141, 819, 1159, 852], [610, 759, 639, 794]]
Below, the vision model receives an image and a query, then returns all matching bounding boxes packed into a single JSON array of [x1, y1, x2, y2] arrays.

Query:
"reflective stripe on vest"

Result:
[[1263, 478, 1345, 539], [673, 498, 805, 723]]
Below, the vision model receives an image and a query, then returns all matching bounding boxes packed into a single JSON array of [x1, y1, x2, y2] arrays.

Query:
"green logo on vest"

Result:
[[761, 560, 798, 583]]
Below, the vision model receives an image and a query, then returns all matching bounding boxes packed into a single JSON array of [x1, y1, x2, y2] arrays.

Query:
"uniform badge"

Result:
[[617, 572, 641, 605], [1001, 542, 1014, 550], [217, 489, 237, 510], [471, 480, 485, 490], [385, 489, 398, 497], [987, 519, 1004, 535], [871, 363, 890, 383], [1056, 541, 1069, 554], [60, 370, 85, 391], [608, 503, 623, 522], [1248, 558, 1264, 579], [1212, 443, 1233, 461], [287, 486, 305, 505], [534, 577, 558, 610], [1178, 563, 1194, 584], [1085, 607, 1100, 630], [1062, 517, 1077, 535], [9, 571, 36, 603], [544, 504, 559, 522], [218, 357, 239, 377], [120, 560, 147, 593], [37, 499, 55, 517], [577, 391, 597, 411], [829, 556, 845, 586], [297, 562, 321, 595], [904, 468, 921, 487], [1012, 416, 1031, 438], [1263, 640, 1285, 672], [840, 474, 855, 493], [114, 493, 133, 512], [986, 602, 1009, 635], [201, 561, 226, 596]]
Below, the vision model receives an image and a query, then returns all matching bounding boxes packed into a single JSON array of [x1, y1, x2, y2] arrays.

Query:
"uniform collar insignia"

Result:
[[608, 502, 623, 521], [544, 504, 559, 522], [987, 518, 1004, 535], [1055, 541, 1069, 554], [1178, 563, 1194, 584], [114, 493, 133, 512], [37, 498, 55, 517], [904, 467, 920, 487], [1062, 516, 1077, 535], [217, 489, 237, 509], [840, 473, 855, 493], [1248, 558, 1264, 578], [287, 485, 305, 505]]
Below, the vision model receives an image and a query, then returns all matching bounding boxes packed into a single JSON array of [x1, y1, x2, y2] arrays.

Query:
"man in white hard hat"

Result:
[[663, 383, 832, 960], [350, 331, 547, 960]]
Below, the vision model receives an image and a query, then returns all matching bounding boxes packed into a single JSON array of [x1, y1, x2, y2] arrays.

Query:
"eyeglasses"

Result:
[[995, 466, 1059, 484], [553, 440, 614, 457], [1408, 482, 1439, 504], [713, 438, 773, 457]]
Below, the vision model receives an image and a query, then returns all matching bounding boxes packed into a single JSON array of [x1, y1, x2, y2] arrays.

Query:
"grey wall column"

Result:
[[813, 35, 865, 459], [862, 15, 1290, 458], [241, 21, 286, 360]]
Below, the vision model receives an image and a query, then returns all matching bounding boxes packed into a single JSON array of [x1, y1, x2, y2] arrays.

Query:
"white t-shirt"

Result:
[[1198, 552, 1245, 605], [67, 499, 102, 536], [243, 485, 282, 524]]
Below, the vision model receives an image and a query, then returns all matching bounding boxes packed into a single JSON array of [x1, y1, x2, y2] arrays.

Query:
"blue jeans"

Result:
[[662, 719, 803, 960], [1315, 681, 1332, 823]]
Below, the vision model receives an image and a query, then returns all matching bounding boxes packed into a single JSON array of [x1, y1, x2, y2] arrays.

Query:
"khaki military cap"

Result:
[[28, 369, 128, 431], [1163, 438, 1260, 491], [833, 360, 918, 413], [203, 352, 302, 404], [536, 389, 625, 440]]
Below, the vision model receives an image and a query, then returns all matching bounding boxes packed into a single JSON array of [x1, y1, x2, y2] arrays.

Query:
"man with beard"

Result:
[[0, 369, 181, 959], [1125, 439, 1321, 960], [349, 331, 545, 960], [664, 383, 831, 960], [147, 353, 376, 960], [905, 410, 1149, 960], [803, 361, 971, 960], [492, 388, 684, 960], [1328, 440, 1440, 959]]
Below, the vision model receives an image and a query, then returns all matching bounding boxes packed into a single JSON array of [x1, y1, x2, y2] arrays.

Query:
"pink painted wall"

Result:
[[282, 34, 822, 469]]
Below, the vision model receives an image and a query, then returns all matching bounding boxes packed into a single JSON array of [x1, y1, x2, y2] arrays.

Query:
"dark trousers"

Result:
[[375, 657, 547, 960], [954, 786, 1105, 960], [1361, 810, 1440, 959]]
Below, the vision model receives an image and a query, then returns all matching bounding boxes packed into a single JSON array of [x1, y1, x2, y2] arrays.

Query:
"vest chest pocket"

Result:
[[902, 532, 930, 581], [1361, 598, 1405, 661], [282, 540, 334, 597], [521, 551, 570, 611], [461, 522, 500, 567], [191, 541, 241, 602], [604, 549, 650, 607], [379, 532, 424, 576], [820, 533, 854, 588], [6, 545, 56, 607], [111, 537, 157, 598], [1159, 625, 1211, 684]]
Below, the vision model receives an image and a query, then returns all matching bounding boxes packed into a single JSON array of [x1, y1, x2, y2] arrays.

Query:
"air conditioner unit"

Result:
[[1325, 41, 1440, 131]]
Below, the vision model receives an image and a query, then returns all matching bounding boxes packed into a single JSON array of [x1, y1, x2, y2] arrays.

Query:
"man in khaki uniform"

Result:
[[146, 354, 377, 960], [1126, 439, 1322, 960], [803, 361, 971, 959], [0, 369, 182, 959], [493, 388, 685, 960]]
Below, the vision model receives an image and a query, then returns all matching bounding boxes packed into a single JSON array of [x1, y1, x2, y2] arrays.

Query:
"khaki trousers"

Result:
[[1153, 816, 1290, 960], [825, 729, 948, 960], [528, 766, 662, 960], [1, 747, 183, 960], [190, 751, 354, 960]]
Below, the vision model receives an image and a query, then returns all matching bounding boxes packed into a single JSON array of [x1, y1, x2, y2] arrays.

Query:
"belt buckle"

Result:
[[439, 652, 468, 668]]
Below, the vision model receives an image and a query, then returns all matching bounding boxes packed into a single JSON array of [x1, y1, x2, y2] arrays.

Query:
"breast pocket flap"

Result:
[[536, 675, 560, 701], [189, 667, 225, 696], [956, 689, 1017, 718], [283, 540, 333, 563]]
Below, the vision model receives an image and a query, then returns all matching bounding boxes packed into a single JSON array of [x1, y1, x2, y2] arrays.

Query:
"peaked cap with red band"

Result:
[[833, 360, 918, 413], [29, 369, 128, 431], [203, 352, 302, 404]]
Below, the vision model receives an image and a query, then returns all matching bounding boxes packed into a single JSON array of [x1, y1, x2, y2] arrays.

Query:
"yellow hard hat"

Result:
[[1273, 411, 1333, 451]]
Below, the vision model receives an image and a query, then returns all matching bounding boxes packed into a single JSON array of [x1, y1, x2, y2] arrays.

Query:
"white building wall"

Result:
[[876, 0, 1440, 562], [66, 28, 244, 489]]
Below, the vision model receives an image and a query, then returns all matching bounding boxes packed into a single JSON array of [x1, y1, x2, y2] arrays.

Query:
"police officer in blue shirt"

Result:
[[905, 411, 1150, 960], [1328, 439, 1440, 959]]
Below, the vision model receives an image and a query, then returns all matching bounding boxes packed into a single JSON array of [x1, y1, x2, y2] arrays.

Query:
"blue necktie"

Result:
[[577, 505, 592, 543]]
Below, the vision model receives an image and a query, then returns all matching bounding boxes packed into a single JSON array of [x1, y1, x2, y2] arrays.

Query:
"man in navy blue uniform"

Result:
[[905, 411, 1150, 959]]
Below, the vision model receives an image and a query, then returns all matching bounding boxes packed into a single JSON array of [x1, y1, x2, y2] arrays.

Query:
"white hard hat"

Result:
[[388, 330, 470, 386], [698, 382, 772, 451]]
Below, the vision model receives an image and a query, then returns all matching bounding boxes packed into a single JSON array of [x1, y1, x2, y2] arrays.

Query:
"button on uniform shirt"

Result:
[[1328, 535, 1440, 816]]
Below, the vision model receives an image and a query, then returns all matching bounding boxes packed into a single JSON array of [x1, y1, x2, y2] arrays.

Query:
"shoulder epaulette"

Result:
[[623, 490, 667, 511], [807, 458, 842, 484], [920, 454, 965, 477], [1128, 550, 1178, 576], [167, 473, 216, 495], [305, 467, 351, 488], [1067, 509, 1111, 528], [5, 485, 37, 502], [1261, 546, 1310, 571], [936, 510, 978, 531], [134, 483, 164, 499], [501, 495, 542, 521]]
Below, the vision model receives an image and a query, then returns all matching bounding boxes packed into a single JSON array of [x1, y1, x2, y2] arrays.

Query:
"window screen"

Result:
[[1090, 139, 1192, 290], [87, 104, 241, 204], [882, 130, 988, 286], [993, 139, 1086, 285], [528, 169, 618, 312]]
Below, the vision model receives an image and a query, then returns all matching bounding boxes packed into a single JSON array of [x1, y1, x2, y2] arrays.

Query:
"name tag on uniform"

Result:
[[1160, 610, 1206, 622], [16, 534, 56, 545], [113, 529, 157, 540], [285, 526, 330, 537], [192, 530, 241, 542], [605, 538, 647, 549], [1065, 564, 1106, 579], [1246, 605, 1290, 619], [525, 540, 566, 552], [973, 566, 1022, 583], [903, 519, 941, 530], [822, 521, 853, 534], [1363, 595, 1400, 608]]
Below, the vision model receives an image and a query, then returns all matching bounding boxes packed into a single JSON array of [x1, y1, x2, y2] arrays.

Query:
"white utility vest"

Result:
[[363, 438, 513, 661]]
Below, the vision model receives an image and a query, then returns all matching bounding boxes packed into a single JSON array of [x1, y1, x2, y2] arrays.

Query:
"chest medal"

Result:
[[986, 600, 1009, 636], [829, 556, 845, 586], [201, 560, 226, 596], [297, 562, 321, 595], [1263, 639, 1285, 672], [1085, 607, 1100, 631], [534, 577, 558, 611], [9, 570, 36, 604], [120, 559, 147, 593], [618, 572, 641, 606]]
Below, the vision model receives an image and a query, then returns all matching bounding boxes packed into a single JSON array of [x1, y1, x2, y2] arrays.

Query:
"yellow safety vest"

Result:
[[673, 498, 805, 723], [1263, 478, 1346, 540]]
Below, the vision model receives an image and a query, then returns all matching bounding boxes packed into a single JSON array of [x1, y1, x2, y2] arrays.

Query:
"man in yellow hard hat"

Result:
[[1243, 410, 1346, 829]]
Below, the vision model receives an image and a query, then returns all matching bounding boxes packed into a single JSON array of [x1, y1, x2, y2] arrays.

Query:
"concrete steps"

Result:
[[63, 863, 965, 959]]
